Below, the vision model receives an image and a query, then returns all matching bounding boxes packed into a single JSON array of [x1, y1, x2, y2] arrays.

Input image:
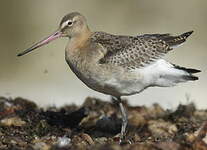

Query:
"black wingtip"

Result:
[[17, 53, 22, 57], [181, 67, 201, 74], [182, 30, 194, 39], [183, 75, 199, 81], [188, 68, 201, 74], [173, 65, 201, 74]]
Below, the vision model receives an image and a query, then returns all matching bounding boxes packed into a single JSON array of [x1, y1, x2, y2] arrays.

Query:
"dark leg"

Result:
[[112, 96, 128, 143]]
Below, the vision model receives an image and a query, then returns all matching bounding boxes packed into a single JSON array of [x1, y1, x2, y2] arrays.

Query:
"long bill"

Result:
[[17, 30, 63, 57]]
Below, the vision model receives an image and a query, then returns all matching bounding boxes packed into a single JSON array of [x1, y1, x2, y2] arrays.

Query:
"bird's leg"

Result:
[[112, 96, 128, 143], [119, 101, 128, 143]]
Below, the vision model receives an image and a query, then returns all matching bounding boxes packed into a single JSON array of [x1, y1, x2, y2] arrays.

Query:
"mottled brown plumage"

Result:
[[17, 12, 200, 143], [91, 31, 193, 69]]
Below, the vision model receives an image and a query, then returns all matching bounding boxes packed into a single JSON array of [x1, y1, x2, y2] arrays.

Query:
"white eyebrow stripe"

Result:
[[61, 20, 71, 29]]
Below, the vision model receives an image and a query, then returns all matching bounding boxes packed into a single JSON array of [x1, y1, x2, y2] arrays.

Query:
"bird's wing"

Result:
[[91, 31, 193, 69]]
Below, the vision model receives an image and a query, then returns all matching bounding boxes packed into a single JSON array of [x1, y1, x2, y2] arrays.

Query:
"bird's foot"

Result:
[[113, 135, 131, 145], [119, 136, 132, 145]]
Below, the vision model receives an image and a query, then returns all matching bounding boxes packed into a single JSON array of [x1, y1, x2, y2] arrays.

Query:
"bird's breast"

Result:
[[65, 49, 106, 91], [65, 50, 144, 96]]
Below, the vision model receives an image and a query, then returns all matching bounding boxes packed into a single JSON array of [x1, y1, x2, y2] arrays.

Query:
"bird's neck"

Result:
[[65, 27, 93, 69], [68, 27, 92, 51]]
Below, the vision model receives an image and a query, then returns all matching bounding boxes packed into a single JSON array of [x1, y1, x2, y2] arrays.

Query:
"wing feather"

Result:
[[91, 31, 193, 69]]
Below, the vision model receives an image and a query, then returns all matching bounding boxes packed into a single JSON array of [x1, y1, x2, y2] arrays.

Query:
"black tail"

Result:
[[182, 75, 199, 81], [173, 65, 201, 74], [173, 64, 201, 81]]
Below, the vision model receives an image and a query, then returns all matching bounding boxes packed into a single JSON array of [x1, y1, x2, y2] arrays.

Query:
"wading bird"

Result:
[[18, 12, 200, 143]]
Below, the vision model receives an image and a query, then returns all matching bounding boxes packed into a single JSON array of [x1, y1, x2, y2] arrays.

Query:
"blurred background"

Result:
[[0, 0, 206, 108]]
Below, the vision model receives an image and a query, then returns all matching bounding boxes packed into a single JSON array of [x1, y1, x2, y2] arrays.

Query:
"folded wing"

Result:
[[92, 31, 193, 69]]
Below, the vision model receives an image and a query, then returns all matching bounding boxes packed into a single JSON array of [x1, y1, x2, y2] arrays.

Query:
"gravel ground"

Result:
[[0, 97, 206, 150]]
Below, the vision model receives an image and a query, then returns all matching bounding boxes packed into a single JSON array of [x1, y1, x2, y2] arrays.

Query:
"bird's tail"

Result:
[[173, 64, 201, 81]]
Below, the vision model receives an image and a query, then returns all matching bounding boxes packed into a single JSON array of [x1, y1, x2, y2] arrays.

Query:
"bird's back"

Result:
[[91, 31, 193, 70]]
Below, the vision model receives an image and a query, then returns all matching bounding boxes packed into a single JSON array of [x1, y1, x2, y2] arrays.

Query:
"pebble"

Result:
[[0, 116, 26, 126]]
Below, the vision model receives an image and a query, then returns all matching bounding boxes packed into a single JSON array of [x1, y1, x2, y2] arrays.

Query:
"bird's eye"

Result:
[[67, 21, 73, 26]]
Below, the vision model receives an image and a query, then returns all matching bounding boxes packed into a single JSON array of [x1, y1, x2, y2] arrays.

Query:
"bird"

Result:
[[17, 12, 201, 143]]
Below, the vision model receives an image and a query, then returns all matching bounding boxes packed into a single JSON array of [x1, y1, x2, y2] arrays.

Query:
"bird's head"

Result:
[[17, 12, 90, 57], [59, 12, 89, 38]]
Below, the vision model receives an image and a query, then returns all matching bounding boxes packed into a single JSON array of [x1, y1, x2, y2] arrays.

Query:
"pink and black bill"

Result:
[[17, 30, 63, 57]]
